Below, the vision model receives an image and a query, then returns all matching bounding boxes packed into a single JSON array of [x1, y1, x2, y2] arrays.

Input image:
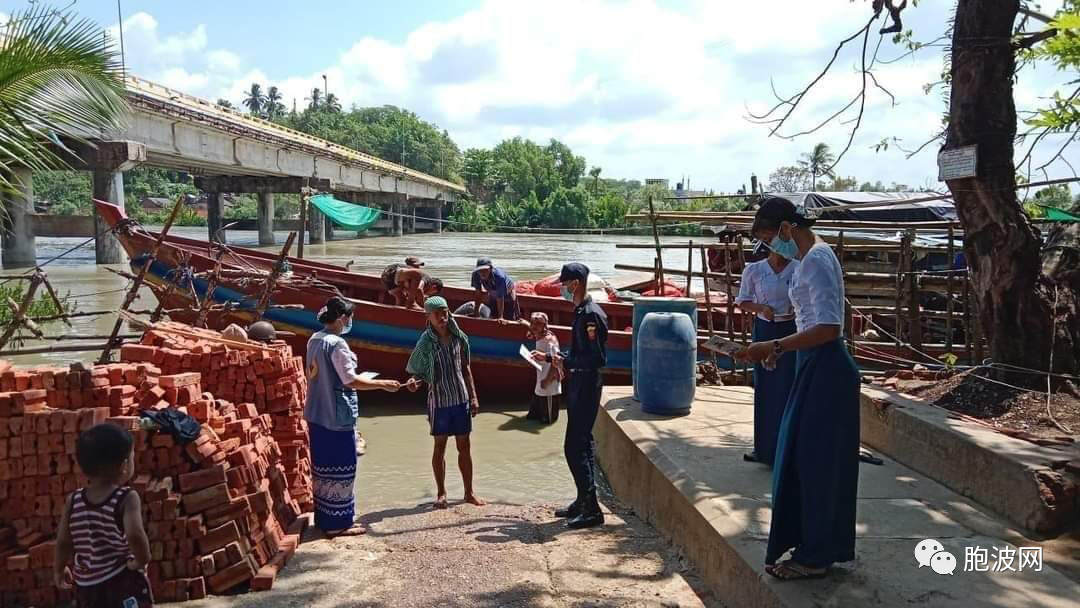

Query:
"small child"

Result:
[[406, 296, 486, 509], [521, 312, 562, 424], [55, 423, 153, 608]]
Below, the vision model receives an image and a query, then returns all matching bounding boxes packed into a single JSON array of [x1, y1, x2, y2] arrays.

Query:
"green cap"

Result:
[[424, 296, 449, 313]]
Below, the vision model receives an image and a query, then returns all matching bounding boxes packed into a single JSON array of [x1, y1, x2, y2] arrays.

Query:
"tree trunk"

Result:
[[945, 0, 1078, 383]]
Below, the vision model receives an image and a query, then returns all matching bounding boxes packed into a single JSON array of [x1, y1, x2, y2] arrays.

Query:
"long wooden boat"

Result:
[[97, 201, 636, 400]]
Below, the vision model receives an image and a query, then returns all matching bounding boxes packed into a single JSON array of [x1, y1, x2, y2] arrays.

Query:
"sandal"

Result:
[[324, 524, 367, 538], [765, 560, 827, 581], [743, 452, 760, 463]]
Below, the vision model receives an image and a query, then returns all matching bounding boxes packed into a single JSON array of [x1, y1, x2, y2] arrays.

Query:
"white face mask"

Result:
[[341, 317, 353, 334], [561, 281, 578, 301]]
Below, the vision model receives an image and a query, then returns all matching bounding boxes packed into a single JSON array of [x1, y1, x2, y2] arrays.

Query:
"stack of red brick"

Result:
[[0, 324, 314, 607]]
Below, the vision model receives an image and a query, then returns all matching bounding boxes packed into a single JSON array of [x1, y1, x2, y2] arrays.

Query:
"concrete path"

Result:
[[596, 386, 1080, 608], [187, 502, 716, 608]]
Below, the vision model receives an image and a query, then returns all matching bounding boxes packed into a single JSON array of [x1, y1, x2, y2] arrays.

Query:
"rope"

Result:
[[372, 205, 706, 234]]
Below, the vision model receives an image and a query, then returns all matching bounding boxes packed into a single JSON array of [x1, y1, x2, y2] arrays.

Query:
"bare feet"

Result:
[[464, 494, 487, 506], [323, 524, 367, 537], [433, 495, 449, 509]]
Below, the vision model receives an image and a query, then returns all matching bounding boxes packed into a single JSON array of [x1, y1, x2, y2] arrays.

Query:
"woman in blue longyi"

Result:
[[304, 296, 401, 536], [737, 197, 860, 581]]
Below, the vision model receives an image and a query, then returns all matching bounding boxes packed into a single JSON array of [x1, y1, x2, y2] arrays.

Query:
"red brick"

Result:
[[159, 373, 201, 389]]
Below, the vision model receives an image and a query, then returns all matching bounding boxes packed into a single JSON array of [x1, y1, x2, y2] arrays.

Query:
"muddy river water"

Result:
[[4, 228, 696, 507]]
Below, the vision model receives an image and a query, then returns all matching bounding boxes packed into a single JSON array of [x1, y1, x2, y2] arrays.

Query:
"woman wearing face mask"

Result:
[[735, 242, 799, 466], [736, 197, 859, 581], [305, 296, 401, 537]]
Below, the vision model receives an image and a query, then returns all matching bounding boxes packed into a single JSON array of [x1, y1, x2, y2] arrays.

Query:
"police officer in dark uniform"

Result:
[[532, 262, 608, 529]]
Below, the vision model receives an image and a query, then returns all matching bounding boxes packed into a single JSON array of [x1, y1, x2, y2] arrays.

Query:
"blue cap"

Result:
[[558, 262, 590, 283], [475, 257, 493, 270]]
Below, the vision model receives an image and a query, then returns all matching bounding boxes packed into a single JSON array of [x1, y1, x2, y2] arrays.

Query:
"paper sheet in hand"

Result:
[[519, 344, 544, 371], [702, 336, 743, 358], [358, 372, 379, 382]]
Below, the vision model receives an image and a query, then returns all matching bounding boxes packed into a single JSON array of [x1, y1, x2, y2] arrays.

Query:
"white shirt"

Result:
[[534, 333, 562, 397], [789, 243, 845, 333], [736, 259, 798, 321], [314, 330, 362, 385]]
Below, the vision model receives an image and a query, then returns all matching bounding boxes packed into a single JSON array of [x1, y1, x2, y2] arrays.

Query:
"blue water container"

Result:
[[638, 312, 697, 415], [632, 297, 697, 399]]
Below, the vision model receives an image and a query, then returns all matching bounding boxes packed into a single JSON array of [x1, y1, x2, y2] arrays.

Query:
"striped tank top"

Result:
[[69, 487, 134, 586]]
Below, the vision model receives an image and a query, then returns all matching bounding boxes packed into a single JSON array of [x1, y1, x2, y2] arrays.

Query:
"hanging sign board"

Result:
[[937, 145, 978, 181]]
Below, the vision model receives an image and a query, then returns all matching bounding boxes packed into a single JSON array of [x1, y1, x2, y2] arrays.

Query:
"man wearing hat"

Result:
[[470, 257, 519, 321], [531, 263, 608, 529]]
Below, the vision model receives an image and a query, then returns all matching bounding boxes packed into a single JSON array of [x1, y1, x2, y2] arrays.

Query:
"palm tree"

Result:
[[0, 6, 128, 196], [324, 93, 342, 113], [589, 166, 602, 195], [242, 83, 266, 116], [797, 143, 836, 192], [306, 88, 322, 110], [265, 86, 285, 118]]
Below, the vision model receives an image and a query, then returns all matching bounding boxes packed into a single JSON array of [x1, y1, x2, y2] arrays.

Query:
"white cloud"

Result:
[[108, 1, 1080, 191]]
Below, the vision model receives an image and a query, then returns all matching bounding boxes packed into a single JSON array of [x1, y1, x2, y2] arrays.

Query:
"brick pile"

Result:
[[0, 324, 314, 607]]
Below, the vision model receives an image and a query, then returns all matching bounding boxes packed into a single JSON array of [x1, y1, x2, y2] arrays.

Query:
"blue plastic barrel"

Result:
[[632, 297, 697, 399], [638, 312, 697, 415]]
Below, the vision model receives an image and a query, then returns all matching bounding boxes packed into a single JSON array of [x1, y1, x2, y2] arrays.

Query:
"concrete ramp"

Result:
[[596, 386, 1080, 608]]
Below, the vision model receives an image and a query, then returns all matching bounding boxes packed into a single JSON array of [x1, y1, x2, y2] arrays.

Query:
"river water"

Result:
[[4, 228, 696, 507]]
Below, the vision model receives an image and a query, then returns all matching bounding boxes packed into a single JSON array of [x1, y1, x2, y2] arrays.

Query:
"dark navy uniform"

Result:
[[549, 263, 608, 525]]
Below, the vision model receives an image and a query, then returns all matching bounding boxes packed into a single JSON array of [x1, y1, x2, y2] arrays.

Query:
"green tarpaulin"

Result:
[[1040, 204, 1080, 222], [309, 194, 382, 231]]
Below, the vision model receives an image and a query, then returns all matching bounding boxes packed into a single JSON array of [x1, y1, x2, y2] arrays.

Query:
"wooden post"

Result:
[[0, 275, 43, 350], [735, 236, 750, 384], [963, 277, 973, 364], [946, 225, 955, 352], [906, 229, 923, 351], [195, 250, 226, 328], [685, 240, 693, 297], [648, 195, 665, 292], [99, 197, 185, 364], [699, 247, 715, 340], [973, 282, 984, 363], [838, 231, 853, 353], [254, 232, 299, 321], [722, 235, 736, 340], [895, 233, 909, 354], [297, 193, 309, 260]]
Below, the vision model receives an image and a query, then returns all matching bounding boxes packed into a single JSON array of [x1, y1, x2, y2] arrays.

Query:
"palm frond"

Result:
[[0, 6, 128, 194]]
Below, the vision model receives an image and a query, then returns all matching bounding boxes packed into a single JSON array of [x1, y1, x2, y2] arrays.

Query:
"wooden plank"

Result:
[[906, 229, 923, 350], [946, 226, 955, 351]]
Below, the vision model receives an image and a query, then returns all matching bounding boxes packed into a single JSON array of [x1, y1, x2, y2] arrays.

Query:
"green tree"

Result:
[[33, 171, 92, 215], [463, 148, 496, 202], [242, 83, 266, 116], [324, 93, 342, 113], [766, 166, 809, 192], [543, 186, 592, 229], [589, 166, 602, 195], [545, 139, 586, 189], [306, 88, 322, 110], [797, 143, 836, 192], [265, 86, 285, 118], [217, 98, 235, 109], [491, 137, 559, 202], [0, 5, 127, 197]]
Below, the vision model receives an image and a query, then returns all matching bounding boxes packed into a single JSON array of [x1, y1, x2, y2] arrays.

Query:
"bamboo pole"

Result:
[[906, 229, 923, 350], [698, 247, 715, 340], [195, 249, 226, 328], [99, 197, 185, 364], [839, 231, 853, 352], [647, 195, 665, 292], [894, 232, 909, 354], [685, 240, 693, 297], [946, 226, 955, 352], [254, 232, 299, 321], [38, 271, 70, 327], [0, 275, 43, 350], [963, 278, 973, 364], [722, 235, 736, 340], [734, 235, 749, 383], [0, 342, 127, 357]]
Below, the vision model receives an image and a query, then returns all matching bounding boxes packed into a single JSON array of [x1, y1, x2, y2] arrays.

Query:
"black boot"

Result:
[[554, 499, 582, 519], [566, 493, 603, 529]]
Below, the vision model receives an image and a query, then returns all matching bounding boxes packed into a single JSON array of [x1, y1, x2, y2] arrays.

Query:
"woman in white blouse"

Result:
[[737, 197, 859, 581], [735, 244, 798, 466]]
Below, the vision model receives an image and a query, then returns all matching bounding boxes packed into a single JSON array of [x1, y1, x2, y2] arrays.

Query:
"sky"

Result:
[[4, 0, 1078, 193]]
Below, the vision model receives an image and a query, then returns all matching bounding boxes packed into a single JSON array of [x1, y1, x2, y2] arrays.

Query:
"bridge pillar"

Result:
[[432, 205, 443, 234], [91, 170, 128, 264], [404, 200, 416, 235], [208, 193, 224, 243], [1, 167, 36, 269], [257, 192, 275, 246], [308, 206, 325, 244], [325, 209, 335, 241], [391, 198, 403, 237]]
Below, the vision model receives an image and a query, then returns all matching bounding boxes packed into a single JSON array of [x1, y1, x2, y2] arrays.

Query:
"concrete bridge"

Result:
[[1, 76, 464, 268]]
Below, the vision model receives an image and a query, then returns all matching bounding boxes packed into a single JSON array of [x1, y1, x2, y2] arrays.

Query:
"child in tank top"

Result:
[[55, 423, 152, 607]]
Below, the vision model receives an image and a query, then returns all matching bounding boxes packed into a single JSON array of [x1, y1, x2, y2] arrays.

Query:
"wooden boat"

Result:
[[96, 200, 634, 400]]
